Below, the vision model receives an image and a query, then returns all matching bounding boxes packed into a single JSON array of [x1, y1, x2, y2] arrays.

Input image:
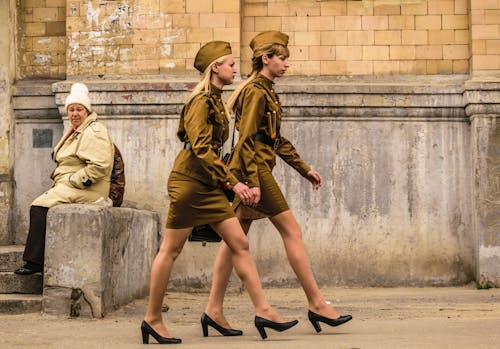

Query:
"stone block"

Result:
[[25, 22, 46, 36], [428, 30, 455, 45], [199, 13, 227, 28], [254, 17, 281, 31], [487, 39, 500, 54], [375, 30, 401, 45], [401, 1, 427, 15], [347, 1, 373, 15], [308, 16, 334, 31], [427, 59, 453, 74], [399, 59, 427, 74], [443, 44, 470, 59], [346, 60, 373, 74], [0, 272, 42, 294], [33, 7, 59, 22], [472, 55, 500, 69], [471, 25, 499, 39], [453, 59, 469, 73], [373, 60, 398, 74], [471, 0, 498, 10], [295, 31, 321, 46], [321, 30, 348, 45], [416, 45, 443, 59], [186, 28, 213, 43], [402, 30, 428, 45], [363, 46, 389, 61], [282, 16, 308, 32], [374, 4, 401, 15], [442, 15, 469, 29], [0, 246, 24, 272], [348, 30, 374, 45], [213, 27, 239, 42], [160, 0, 185, 13], [455, 29, 470, 44], [213, 0, 239, 13], [43, 205, 160, 317], [242, 3, 267, 16], [472, 39, 487, 54], [362, 15, 388, 30], [0, 294, 42, 314], [309, 46, 335, 61], [320, 0, 347, 16], [416, 15, 442, 30], [45, 21, 65, 36], [429, 0, 455, 15], [186, 0, 212, 13], [172, 14, 200, 29], [335, 16, 361, 30], [390, 45, 416, 60], [46, 0, 65, 6], [455, 0, 468, 14], [336, 45, 362, 60], [389, 16, 415, 30]]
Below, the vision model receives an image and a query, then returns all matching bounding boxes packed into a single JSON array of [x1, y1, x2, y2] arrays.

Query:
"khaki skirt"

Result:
[[166, 171, 235, 229], [233, 169, 289, 220]]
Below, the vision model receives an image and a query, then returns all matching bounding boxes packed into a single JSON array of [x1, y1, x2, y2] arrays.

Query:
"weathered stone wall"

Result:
[[0, 0, 16, 244], [16, 0, 66, 79], [10, 76, 472, 288]]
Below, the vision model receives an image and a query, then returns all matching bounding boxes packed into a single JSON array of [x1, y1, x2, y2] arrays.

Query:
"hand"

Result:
[[232, 182, 253, 206], [306, 170, 323, 190], [249, 187, 261, 207]]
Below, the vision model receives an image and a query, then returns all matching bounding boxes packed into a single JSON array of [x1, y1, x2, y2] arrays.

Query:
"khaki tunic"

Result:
[[166, 86, 239, 229], [229, 74, 311, 220], [32, 112, 114, 208]]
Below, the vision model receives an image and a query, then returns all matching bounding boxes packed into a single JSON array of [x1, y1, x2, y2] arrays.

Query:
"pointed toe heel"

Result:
[[140, 320, 182, 344], [254, 316, 299, 340], [200, 313, 243, 337], [307, 310, 352, 333]]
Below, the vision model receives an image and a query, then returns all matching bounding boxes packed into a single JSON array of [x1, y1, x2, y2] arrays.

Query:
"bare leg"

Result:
[[205, 211, 252, 327], [144, 227, 192, 337], [270, 210, 340, 318], [210, 217, 284, 322]]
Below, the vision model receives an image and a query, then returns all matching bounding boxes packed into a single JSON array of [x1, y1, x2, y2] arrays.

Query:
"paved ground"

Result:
[[1, 284, 499, 349]]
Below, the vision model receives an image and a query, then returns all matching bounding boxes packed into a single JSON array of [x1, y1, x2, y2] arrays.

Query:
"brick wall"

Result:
[[65, 0, 240, 77], [241, 0, 470, 75], [470, 0, 500, 71], [18, 0, 66, 79], [14, 0, 500, 78]]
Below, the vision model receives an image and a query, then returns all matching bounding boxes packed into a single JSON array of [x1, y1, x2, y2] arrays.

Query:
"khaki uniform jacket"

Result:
[[229, 74, 310, 188], [172, 86, 239, 190], [32, 112, 114, 208]]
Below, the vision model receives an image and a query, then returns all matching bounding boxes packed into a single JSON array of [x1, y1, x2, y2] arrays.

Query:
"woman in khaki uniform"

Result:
[[15, 83, 114, 275], [204, 32, 352, 333], [141, 41, 298, 345]]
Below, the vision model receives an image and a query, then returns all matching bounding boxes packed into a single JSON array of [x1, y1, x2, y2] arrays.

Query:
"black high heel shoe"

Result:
[[200, 313, 243, 337], [141, 320, 182, 344], [308, 310, 352, 333], [254, 316, 299, 339]]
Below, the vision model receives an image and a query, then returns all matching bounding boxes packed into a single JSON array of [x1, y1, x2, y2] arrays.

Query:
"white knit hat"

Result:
[[65, 83, 92, 112]]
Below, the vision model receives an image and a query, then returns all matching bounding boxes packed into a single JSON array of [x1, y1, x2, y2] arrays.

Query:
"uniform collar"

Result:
[[210, 84, 223, 97], [255, 74, 275, 90]]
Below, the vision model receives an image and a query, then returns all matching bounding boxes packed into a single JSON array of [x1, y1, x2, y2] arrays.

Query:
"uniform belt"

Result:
[[254, 132, 280, 150], [184, 142, 222, 157]]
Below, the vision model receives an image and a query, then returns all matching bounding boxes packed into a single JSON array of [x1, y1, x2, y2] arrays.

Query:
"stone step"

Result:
[[0, 294, 42, 314], [0, 245, 25, 272], [0, 272, 43, 294]]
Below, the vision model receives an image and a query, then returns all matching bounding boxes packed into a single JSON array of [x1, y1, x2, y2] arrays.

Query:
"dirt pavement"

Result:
[[1, 285, 499, 349]]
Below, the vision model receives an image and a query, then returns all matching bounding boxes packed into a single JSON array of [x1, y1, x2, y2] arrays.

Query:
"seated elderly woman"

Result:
[[15, 83, 114, 275]]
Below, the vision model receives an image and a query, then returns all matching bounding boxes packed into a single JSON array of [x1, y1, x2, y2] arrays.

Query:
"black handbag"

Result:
[[189, 224, 222, 246]]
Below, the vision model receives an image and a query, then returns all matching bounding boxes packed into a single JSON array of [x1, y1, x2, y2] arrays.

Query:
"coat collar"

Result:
[[53, 112, 98, 157]]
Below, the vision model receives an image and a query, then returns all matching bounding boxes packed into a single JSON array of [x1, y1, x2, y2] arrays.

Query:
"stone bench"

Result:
[[42, 204, 160, 318]]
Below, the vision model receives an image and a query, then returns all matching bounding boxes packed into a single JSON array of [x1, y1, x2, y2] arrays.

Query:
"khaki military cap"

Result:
[[194, 41, 232, 73], [249, 31, 289, 51]]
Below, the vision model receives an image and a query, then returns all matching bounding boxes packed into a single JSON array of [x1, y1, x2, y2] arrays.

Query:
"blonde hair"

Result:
[[228, 43, 289, 111], [186, 54, 230, 105]]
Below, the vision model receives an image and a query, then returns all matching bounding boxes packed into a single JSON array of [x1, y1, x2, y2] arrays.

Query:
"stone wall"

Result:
[[0, 0, 15, 244], [240, 0, 470, 75], [16, 0, 66, 79]]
